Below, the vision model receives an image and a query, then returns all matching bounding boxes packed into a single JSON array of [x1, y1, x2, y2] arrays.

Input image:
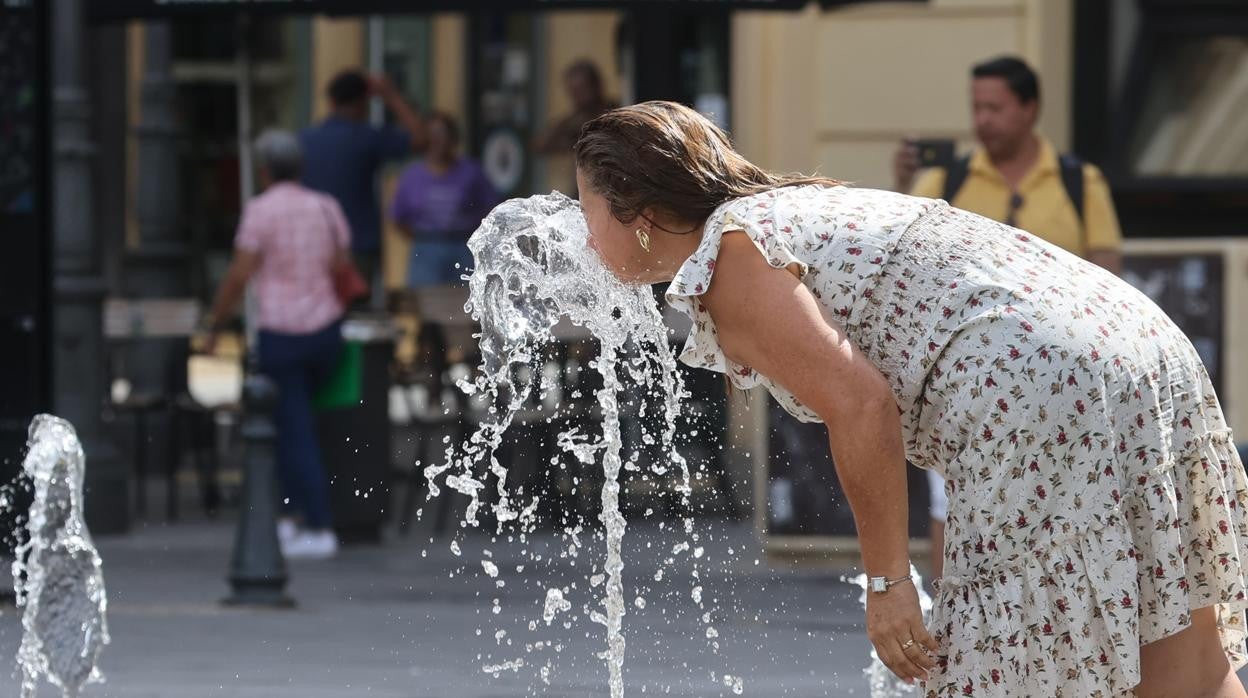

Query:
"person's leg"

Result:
[[925, 469, 947, 581], [308, 320, 344, 389], [447, 241, 474, 283], [928, 520, 944, 582], [258, 331, 307, 524], [292, 323, 340, 532], [1136, 606, 1248, 698], [407, 242, 439, 289]]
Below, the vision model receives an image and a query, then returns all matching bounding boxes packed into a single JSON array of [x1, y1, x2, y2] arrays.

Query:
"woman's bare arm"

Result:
[[700, 232, 934, 682], [206, 250, 261, 328], [700, 232, 910, 577]]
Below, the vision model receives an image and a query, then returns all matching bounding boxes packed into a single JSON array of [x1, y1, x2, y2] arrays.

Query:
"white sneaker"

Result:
[[282, 530, 338, 560], [277, 519, 298, 547]]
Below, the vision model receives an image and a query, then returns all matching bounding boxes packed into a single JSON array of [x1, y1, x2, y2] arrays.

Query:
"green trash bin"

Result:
[[315, 317, 397, 544], [313, 341, 363, 411]]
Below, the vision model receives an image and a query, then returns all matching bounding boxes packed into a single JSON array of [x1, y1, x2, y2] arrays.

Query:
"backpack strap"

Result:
[[944, 151, 1089, 247], [1057, 152, 1086, 253], [940, 155, 972, 204], [1058, 153, 1085, 221]]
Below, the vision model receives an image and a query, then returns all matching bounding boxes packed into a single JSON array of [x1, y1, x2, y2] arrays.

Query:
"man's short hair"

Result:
[[971, 56, 1040, 105], [328, 70, 368, 107]]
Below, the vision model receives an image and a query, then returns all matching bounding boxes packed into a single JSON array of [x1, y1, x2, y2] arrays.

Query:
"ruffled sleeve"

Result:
[[664, 190, 820, 422]]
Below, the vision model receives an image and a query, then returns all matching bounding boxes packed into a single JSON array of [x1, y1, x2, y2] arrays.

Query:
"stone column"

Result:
[[125, 21, 188, 379], [51, 0, 128, 534], [128, 21, 186, 298], [124, 21, 189, 478]]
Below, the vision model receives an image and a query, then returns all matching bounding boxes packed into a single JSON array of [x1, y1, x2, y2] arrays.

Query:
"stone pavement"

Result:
[[0, 516, 880, 697]]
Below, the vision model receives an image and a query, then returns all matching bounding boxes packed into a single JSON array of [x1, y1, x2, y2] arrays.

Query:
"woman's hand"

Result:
[[193, 315, 220, 356], [866, 581, 938, 684]]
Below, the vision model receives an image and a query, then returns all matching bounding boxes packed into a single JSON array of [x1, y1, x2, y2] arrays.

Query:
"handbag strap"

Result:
[[316, 199, 347, 271]]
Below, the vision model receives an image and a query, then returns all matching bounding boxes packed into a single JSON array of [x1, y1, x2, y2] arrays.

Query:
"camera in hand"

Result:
[[914, 138, 956, 170]]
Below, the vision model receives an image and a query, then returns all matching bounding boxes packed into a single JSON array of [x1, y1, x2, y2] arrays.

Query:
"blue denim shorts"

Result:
[[407, 241, 473, 288]]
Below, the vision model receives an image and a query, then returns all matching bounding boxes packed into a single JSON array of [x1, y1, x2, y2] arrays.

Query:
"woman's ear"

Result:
[[639, 207, 694, 236], [637, 208, 662, 233]]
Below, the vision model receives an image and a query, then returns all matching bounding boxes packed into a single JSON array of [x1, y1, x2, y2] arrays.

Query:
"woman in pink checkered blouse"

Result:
[[206, 130, 350, 560]]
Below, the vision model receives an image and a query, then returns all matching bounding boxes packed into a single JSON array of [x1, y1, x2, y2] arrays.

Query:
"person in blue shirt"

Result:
[[300, 70, 427, 303]]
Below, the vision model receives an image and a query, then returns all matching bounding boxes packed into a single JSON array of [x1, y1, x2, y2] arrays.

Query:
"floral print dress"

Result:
[[665, 185, 1248, 697]]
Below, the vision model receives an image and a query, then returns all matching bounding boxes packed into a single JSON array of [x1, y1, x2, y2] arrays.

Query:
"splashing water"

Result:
[[542, 587, 572, 625], [424, 192, 690, 697], [846, 565, 932, 698], [13, 414, 109, 697]]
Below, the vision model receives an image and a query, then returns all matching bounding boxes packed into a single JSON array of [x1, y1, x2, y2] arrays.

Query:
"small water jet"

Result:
[[12, 414, 109, 697]]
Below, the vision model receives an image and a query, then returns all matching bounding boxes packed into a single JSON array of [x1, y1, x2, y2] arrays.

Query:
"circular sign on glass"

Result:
[[482, 129, 525, 195]]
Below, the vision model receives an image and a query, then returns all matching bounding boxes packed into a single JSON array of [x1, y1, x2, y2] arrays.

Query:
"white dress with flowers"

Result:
[[665, 185, 1248, 697]]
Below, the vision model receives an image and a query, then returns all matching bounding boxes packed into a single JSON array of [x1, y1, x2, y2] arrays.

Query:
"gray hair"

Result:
[[254, 129, 303, 182]]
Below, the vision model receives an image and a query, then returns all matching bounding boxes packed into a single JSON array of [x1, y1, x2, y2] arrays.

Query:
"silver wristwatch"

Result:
[[868, 574, 913, 594]]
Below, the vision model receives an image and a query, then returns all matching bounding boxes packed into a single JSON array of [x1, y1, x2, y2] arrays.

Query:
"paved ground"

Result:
[[0, 515, 880, 697]]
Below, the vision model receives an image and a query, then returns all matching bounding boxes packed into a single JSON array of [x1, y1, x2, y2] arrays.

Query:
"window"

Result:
[[378, 16, 432, 127], [1125, 36, 1248, 178]]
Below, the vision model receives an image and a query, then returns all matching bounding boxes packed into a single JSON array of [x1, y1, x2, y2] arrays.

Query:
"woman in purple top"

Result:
[[391, 113, 501, 287]]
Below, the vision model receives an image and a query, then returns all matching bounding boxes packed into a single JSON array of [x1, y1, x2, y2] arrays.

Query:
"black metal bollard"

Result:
[[223, 371, 294, 608]]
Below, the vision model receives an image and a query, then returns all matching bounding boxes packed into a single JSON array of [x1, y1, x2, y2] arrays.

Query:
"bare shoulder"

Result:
[[697, 230, 889, 423], [701, 231, 806, 361], [701, 231, 794, 316], [710, 229, 763, 271]]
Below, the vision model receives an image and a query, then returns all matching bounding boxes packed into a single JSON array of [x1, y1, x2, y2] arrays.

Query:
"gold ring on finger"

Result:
[[901, 639, 916, 650]]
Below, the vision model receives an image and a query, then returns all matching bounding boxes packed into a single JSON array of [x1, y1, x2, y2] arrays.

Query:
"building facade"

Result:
[[86, 0, 1248, 535]]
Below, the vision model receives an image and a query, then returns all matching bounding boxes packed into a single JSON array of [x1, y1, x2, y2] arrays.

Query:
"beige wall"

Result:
[[431, 14, 467, 119], [732, 0, 1074, 190], [311, 18, 365, 121]]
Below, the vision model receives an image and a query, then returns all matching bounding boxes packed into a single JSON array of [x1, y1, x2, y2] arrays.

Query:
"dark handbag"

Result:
[[319, 201, 369, 305]]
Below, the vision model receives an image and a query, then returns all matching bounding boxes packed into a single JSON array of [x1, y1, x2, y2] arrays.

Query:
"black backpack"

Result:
[[940, 152, 1086, 227]]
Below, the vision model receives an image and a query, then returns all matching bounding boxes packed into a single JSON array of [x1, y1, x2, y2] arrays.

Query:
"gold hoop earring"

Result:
[[635, 227, 651, 252]]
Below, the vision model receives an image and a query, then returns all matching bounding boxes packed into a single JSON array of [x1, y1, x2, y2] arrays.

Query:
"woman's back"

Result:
[[234, 181, 349, 334], [669, 185, 1193, 427]]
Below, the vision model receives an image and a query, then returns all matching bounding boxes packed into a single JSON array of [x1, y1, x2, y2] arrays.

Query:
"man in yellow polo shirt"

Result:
[[895, 55, 1123, 274], [893, 56, 1125, 582]]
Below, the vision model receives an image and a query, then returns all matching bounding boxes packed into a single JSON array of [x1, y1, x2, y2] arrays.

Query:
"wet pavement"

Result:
[[0, 516, 879, 697]]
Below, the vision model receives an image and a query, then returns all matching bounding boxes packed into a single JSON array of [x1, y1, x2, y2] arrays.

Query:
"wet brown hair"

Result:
[[574, 101, 841, 234]]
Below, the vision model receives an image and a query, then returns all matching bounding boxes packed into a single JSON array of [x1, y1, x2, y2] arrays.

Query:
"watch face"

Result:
[[871, 577, 887, 593]]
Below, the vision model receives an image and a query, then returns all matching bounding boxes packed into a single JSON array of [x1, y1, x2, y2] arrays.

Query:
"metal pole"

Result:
[[237, 13, 258, 352], [368, 15, 384, 126], [51, 0, 128, 534]]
